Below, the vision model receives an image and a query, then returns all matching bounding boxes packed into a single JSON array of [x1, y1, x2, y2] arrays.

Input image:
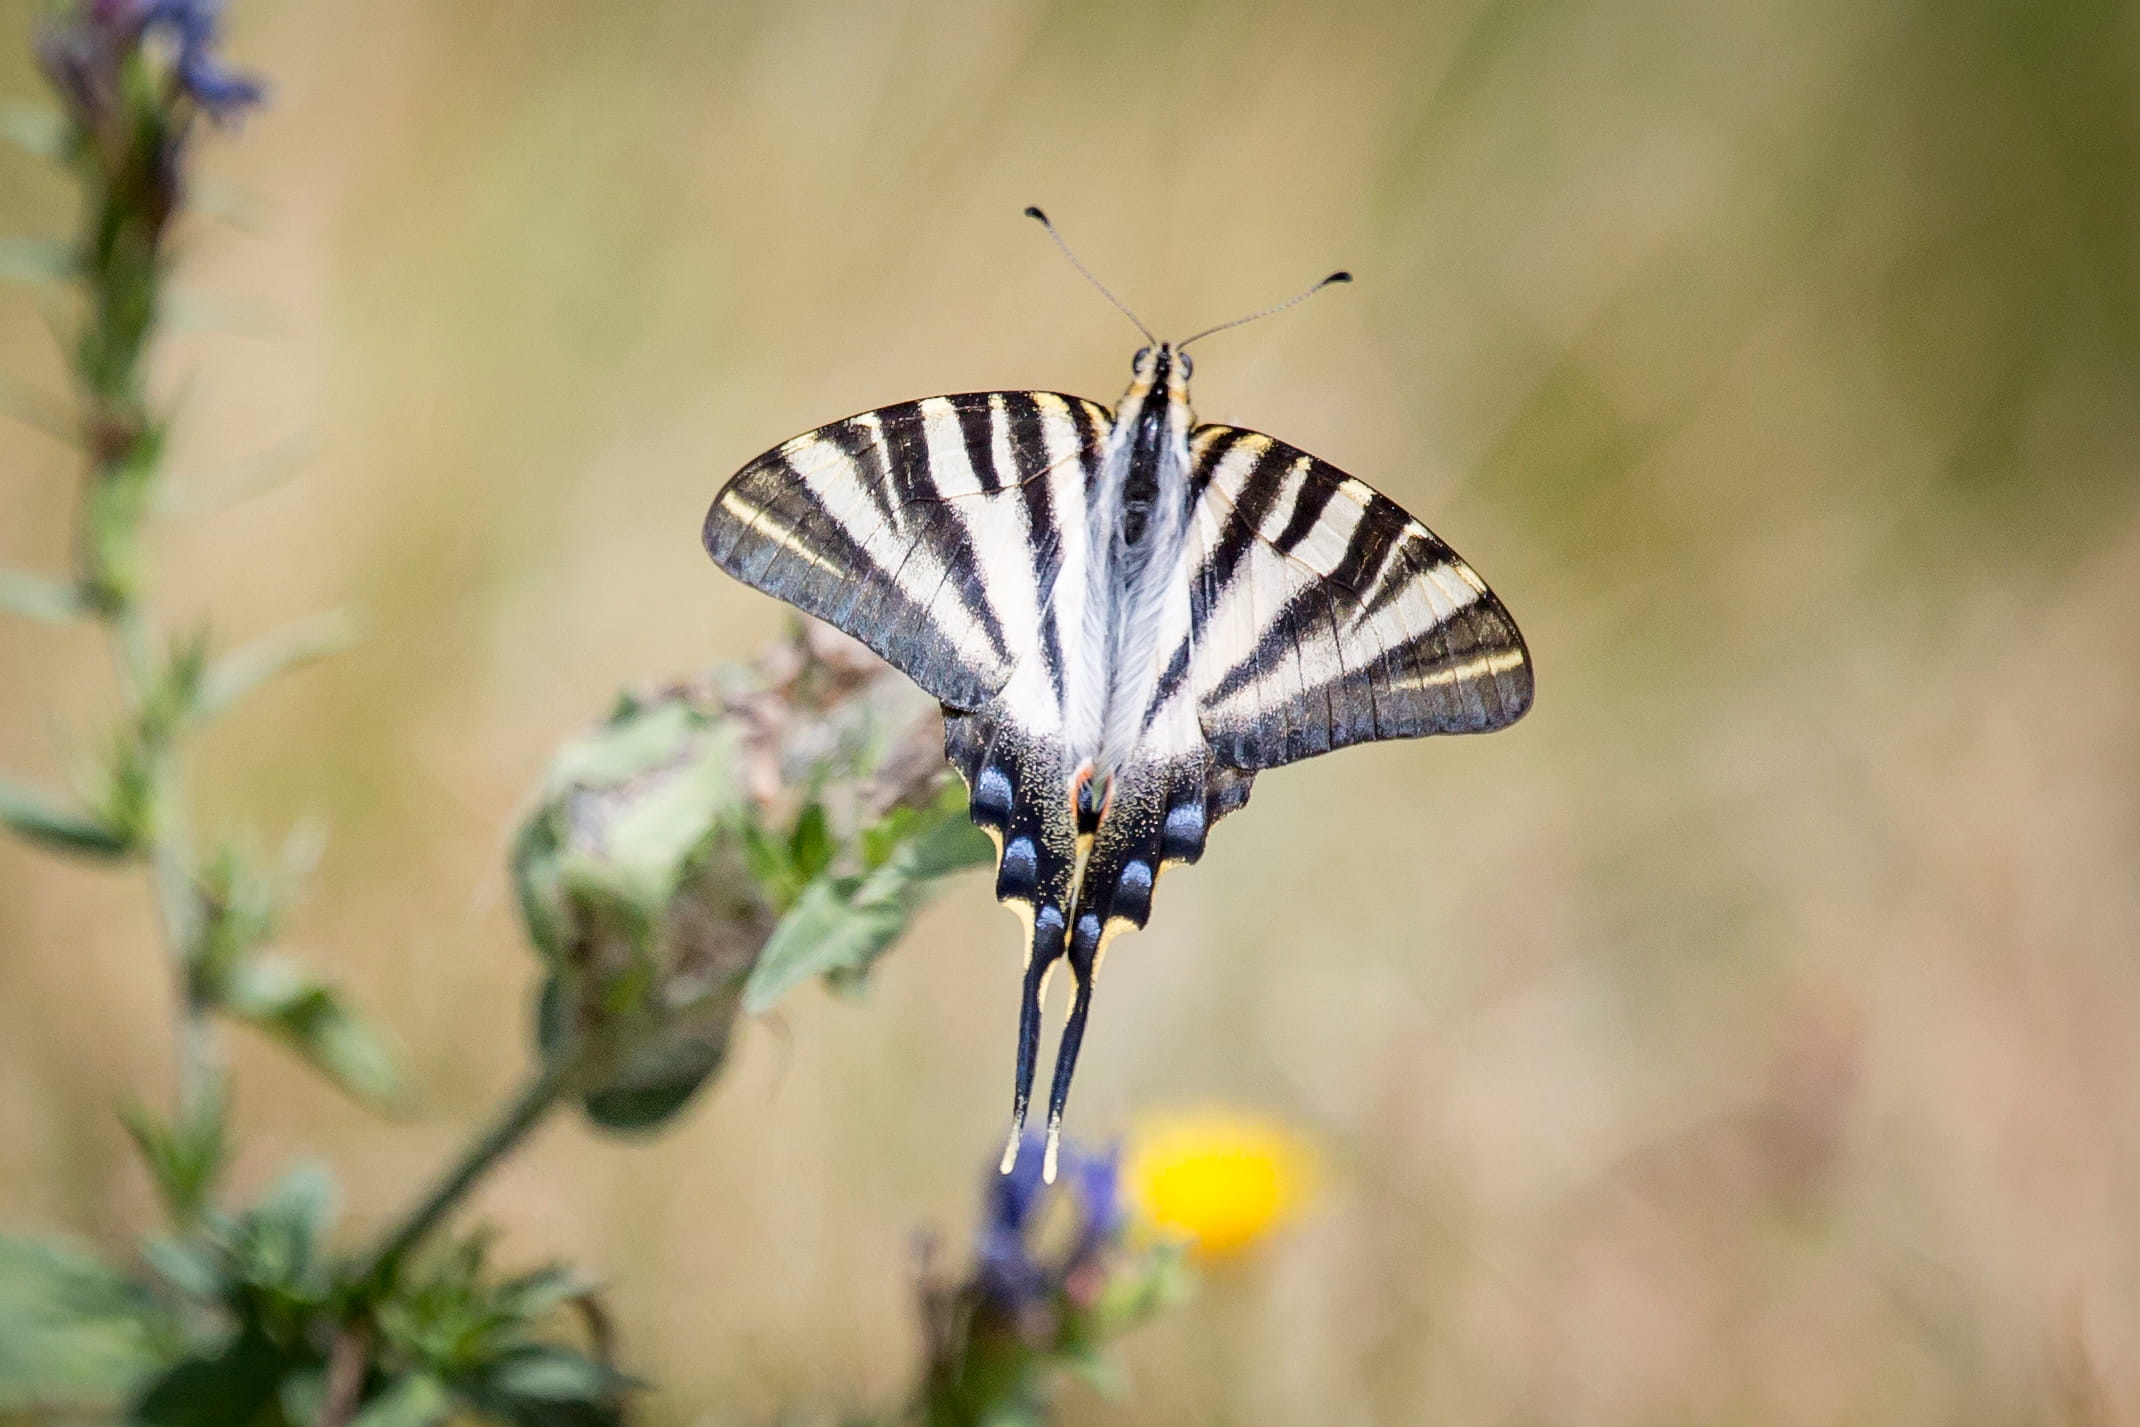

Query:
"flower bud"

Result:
[[512, 626, 952, 1131]]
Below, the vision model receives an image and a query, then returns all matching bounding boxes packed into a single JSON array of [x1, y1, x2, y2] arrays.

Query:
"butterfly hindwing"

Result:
[[1170, 425, 1533, 771], [703, 391, 1109, 711], [944, 706, 1080, 1147]]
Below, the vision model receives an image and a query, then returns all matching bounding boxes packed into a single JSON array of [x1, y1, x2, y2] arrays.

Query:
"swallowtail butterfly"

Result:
[[704, 212, 1532, 1179]]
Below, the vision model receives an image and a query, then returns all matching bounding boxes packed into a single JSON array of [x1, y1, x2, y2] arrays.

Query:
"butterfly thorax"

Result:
[[1068, 343, 1196, 792]]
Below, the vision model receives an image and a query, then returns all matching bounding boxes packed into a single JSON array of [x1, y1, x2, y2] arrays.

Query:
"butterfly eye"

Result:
[[1132, 346, 1151, 371], [1177, 352, 1194, 379]]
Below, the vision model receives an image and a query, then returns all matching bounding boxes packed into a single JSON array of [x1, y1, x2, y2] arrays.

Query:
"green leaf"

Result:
[[788, 800, 835, 882], [467, 1346, 626, 1427], [1091, 1240, 1195, 1334], [494, 1268, 592, 1327], [487, 1348, 613, 1402], [191, 844, 283, 983], [886, 793, 993, 881], [738, 817, 799, 910], [191, 610, 356, 723], [222, 957, 401, 1105], [222, 1160, 340, 1305], [0, 773, 133, 857], [561, 730, 739, 919], [743, 875, 895, 1015], [149, 628, 213, 738], [0, 565, 84, 621], [250, 1159, 340, 1254], [155, 432, 316, 518], [0, 1235, 168, 1410], [580, 1072, 714, 1133], [0, 101, 67, 161], [350, 1372, 455, 1427], [82, 728, 155, 852], [139, 1235, 225, 1302], [131, 1330, 290, 1427], [1056, 1341, 1128, 1399], [120, 1091, 229, 1222], [742, 790, 989, 1014], [0, 235, 72, 285]]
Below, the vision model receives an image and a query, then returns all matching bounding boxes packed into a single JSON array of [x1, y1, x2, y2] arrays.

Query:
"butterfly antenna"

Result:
[[1179, 270, 1354, 350], [1025, 206, 1156, 346]]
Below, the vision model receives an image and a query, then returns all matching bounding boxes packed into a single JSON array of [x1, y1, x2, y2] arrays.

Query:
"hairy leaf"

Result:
[[120, 1093, 229, 1222], [743, 787, 989, 1014], [349, 1372, 454, 1427], [0, 565, 84, 621], [222, 956, 401, 1105], [131, 1331, 290, 1427], [0, 234, 73, 285], [0, 1235, 169, 1410], [0, 101, 67, 161], [464, 1345, 627, 1427], [0, 773, 133, 857], [191, 610, 356, 723]]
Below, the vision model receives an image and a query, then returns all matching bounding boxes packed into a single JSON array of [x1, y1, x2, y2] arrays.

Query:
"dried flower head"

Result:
[[512, 626, 958, 1130]]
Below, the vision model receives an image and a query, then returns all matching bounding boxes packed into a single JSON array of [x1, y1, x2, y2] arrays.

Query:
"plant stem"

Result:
[[65, 77, 221, 1132], [354, 1057, 576, 1288], [47, 59, 225, 1137], [127, 617, 220, 1125]]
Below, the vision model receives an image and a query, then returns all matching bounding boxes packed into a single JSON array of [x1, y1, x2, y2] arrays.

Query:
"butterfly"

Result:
[[703, 211, 1532, 1180]]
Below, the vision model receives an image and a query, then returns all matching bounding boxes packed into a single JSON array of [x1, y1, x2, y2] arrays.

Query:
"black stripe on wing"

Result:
[[1179, 426, 1533, 772], [703, 392, 1107, 712]]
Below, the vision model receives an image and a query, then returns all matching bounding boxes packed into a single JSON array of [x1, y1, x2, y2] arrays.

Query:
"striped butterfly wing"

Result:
[[1035, 429, 1533, 1164], [1179, 425, 1533, 770], [705, 390, 1111, 1155], [702, 391, 1109, 712]]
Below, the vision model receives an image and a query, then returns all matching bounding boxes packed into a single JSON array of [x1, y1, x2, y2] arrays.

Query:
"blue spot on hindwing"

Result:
[[1160, 801, 1207, 862], [974, 764, 1014, 824], [1113, 859, 1155, 924], [1072, 910, 1105, 961], [999, 836, 1039, 900]]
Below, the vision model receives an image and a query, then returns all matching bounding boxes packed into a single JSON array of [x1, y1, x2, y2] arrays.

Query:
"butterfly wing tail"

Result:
[[946, 708, 1081, 1171], [1040, 753, 1256, 1180]]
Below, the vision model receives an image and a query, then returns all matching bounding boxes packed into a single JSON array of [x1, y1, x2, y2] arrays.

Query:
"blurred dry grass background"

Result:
[[3, 0, 2139, 1421]]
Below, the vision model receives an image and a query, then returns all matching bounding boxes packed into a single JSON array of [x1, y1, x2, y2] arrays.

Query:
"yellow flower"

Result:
[[1124, 1108, 1318, 1259]]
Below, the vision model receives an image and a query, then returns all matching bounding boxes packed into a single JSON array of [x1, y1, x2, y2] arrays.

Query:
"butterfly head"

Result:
[[1130, 341, 1193, 384], [1125, 341, 1195, 430]]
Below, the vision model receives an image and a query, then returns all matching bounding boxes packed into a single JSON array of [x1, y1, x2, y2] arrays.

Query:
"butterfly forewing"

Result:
[[702, 391, 1108, 711], [1174, 425, 1532, 771]]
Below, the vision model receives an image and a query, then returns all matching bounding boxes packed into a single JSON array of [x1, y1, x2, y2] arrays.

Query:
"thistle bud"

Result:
[[512, 625, 970, 1131]]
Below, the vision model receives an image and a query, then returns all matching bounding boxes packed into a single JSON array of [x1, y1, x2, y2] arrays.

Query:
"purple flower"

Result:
[[48, 0, 264, 123], [974, 1132, 1122, 1315], [134, 0, 265, 120], [1062, 1141, 1122, 1259]]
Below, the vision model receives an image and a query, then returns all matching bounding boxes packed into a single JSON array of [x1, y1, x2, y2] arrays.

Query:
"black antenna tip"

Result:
[[1326, 270, 1354, 285], [1024, 205, 1050, 223]]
